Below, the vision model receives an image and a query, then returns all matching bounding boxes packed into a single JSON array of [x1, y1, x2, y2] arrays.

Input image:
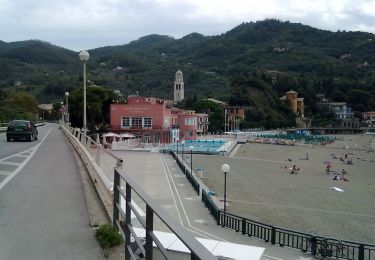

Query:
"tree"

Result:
[[68, 86, 117, 131]]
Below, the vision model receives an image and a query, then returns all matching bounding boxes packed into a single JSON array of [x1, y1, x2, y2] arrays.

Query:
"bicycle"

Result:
[[301, 237, 346, 260]]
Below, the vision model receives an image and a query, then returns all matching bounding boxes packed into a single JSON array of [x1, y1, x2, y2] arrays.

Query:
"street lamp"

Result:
[[79, 50, 89, 147], [176, 138, 179, 157], [221, 163, 230, 226], [189, 145, 194, 173], [65, 92, 69, 124], [60, 101, 64, 121]]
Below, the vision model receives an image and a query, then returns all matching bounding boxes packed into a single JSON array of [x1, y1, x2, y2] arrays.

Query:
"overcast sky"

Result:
[[1, 0, 375, 51]]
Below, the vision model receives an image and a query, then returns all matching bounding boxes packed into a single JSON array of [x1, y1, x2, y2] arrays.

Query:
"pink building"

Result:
[[110, 96, 198, 143]]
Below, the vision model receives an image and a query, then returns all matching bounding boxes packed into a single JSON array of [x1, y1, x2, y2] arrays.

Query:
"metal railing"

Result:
[[113, 168, 217, 260], [172, 151, 200, 194]]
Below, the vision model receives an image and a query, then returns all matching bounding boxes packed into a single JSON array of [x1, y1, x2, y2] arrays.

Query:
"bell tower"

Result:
[[174, 69, 184, 102]]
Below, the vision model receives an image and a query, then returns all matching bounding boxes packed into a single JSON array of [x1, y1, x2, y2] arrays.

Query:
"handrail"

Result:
[[113, 168, 217, 260]]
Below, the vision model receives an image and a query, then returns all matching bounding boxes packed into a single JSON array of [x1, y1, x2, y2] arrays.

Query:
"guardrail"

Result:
[[171, 151, 200, 194], [59, 122, 122, 221], [113, 168, 217, 260]]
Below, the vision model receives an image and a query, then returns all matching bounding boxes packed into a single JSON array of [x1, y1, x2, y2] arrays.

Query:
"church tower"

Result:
[[174, 69, 184, 102]]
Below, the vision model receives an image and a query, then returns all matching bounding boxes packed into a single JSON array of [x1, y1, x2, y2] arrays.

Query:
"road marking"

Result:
[[0, 161, 21, 166], [161, 155, 184, 226], [161, 154, 227, 242], [193, 219, 207, 224], [0, 128, 52, 191]]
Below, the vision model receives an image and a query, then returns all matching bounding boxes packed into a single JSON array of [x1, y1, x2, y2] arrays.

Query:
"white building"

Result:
[[328, 102, 354, 119], [362, 111, 375, 127]]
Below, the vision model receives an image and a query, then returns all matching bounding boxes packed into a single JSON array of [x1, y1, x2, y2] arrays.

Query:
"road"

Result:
[[0, 123, 104, 260]]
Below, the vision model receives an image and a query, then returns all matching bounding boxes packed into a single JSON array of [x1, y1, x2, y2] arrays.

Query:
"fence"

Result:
[[171, 151, 200, 194], [113, 168, 217, 260]]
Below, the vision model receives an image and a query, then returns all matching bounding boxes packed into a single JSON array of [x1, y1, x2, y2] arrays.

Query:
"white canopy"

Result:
[[103, 132, 120, 137], [120, 133, 135, 138]]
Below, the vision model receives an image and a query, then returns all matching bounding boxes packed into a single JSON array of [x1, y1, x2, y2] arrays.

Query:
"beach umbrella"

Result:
[[103, 132, 120, 137], [120, 133, 135, 138]]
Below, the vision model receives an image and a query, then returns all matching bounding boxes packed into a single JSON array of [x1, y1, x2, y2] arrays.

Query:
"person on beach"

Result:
[[290, 165, 297, 174], [325, 165, 330, 175], [341, 169, 347, 175]]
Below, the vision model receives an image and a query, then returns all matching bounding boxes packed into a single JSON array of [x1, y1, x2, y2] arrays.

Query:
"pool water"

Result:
[[168, 139, 227, 154]]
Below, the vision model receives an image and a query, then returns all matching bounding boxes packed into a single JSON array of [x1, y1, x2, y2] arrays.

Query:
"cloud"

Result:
[[0, 0, 374, 50]]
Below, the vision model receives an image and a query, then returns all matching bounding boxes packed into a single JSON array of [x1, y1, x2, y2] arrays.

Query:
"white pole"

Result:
[[83, 61, 87, 148]]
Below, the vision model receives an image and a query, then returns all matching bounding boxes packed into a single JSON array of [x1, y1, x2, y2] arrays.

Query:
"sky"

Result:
[[1, 0, 375, 51]]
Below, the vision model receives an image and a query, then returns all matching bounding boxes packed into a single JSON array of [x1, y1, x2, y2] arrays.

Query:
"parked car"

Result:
[[6, 120, 38, 142]]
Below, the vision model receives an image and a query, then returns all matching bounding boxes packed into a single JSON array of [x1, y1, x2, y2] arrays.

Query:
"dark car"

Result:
[[6, 120, 38, 142]]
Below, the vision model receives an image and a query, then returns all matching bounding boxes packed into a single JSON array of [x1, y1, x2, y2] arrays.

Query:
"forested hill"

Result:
[[1, 19, 375, 118]]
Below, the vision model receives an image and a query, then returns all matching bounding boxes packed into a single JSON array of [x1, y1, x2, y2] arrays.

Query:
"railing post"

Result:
[[242, 218, 246, 235], [358, 244, 364, 260], [125, 182, 131, 260], [145, 205, 154, 260], [113, 170, 120, 227], [216, 211, 221, 225], [95, 144, 101, 166], [271, 226, 276, 245], [311, 236, 317, 256], [116, 158, 123, 170]]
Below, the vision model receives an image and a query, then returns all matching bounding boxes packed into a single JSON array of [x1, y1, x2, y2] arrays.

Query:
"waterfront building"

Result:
[[110, 96, 198, 143], [280, 90, 305, 117], [361, 111, 375, 127]]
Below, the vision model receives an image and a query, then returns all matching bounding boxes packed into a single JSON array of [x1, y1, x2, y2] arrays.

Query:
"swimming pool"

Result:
[[166, 139, 228, 154]]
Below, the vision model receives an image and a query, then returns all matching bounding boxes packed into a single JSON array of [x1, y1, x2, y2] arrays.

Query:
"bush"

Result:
[[95, 224, 124, 249]]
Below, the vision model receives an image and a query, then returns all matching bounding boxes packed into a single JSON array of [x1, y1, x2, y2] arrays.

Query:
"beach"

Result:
[[193, 134, 375, 243]]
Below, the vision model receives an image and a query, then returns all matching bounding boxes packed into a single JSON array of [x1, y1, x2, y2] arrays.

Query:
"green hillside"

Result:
[[1, 19, 375, 128]]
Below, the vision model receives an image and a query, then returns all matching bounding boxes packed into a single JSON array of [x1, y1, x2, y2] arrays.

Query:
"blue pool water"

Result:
[[168, 139, 227, 154]]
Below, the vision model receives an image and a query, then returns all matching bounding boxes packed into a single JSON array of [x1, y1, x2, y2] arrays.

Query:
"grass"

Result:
[[95, 224, 124, 249]]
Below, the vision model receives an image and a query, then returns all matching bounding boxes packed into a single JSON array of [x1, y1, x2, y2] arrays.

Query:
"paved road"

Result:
[[0, 123, 104, 260]]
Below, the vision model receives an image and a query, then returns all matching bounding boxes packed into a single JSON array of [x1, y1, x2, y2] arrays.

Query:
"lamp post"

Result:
[[189, 145, 194, 173], [221, 163, 230, 226], [79, 50, 89, 147], [181, 140, 186, 175], [176, 138, 179, 157], [60, 101, 64, 121], [65, 92, 69, 124]]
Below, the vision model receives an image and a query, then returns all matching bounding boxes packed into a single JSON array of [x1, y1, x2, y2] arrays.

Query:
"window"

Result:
[[144, 117, 152, 128], [132, 117, 142, 127], [121, 117, 130, 128], [185, 118, 196, 126]]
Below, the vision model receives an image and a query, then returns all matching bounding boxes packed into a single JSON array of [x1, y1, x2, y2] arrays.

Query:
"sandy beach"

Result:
[[193, 134, 375, 244]]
